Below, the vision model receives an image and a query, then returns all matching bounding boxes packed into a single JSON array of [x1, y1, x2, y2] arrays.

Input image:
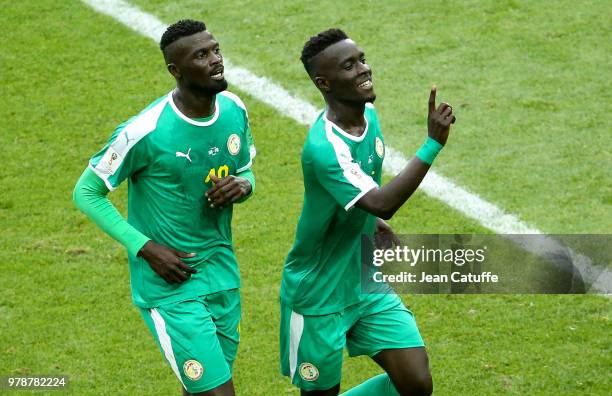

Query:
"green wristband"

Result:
[[415, 137, 443, 165]]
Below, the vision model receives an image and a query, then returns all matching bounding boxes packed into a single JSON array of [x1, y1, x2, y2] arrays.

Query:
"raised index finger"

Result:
[[428, 85, 437, 115]]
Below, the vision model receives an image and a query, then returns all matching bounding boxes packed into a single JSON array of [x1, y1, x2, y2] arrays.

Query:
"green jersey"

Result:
[[89, 90, 255, 308], [281, 103, 385, 315]]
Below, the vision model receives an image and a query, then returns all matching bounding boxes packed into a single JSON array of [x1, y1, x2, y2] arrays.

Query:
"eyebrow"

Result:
[[338, 51, 365, 65], [190, 41, 219, 56]]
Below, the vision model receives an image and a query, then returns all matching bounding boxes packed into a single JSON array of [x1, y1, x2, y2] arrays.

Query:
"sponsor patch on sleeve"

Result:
[[96, 146, 122, 176]]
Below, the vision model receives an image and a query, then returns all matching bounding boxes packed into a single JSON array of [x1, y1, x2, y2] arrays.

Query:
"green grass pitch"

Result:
[[0, 0, 610, 394]]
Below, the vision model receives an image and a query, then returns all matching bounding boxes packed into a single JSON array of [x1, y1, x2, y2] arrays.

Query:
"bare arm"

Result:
[[205, 168, 254, 208], [356, 86, 456, 219]]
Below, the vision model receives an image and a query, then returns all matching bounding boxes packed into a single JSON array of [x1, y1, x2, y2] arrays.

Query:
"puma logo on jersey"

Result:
[[176, 148, 192, 163], [123, 131, 136, 145]]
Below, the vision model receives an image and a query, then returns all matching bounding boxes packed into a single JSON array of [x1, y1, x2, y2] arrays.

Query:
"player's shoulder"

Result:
[[303, 113, 342, 164], [304, 112, 329, 147], [218, 90, 248, 116], [112, 94, 170, 144]]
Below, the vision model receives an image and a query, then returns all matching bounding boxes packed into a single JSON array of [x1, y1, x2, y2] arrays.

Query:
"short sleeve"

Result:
[[312, 130, 378, 211], [220, 91, 255, 173], [87, 98, 165, 190], [88, 125, 148, 191], [236, 115, 256, 173]]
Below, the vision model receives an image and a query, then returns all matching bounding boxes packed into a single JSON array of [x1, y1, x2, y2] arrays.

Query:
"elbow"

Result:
[[72, 178, 94, 213], [358, 189, 397, 219], [376, 195, 398, 220], [377, 207, 396, 220], [378, 211, 393, 221], [371, 200, 397, 220], [72, 183, 84, 211]]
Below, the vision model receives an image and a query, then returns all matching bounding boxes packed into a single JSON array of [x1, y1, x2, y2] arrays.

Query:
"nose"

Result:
[[210, 51, 222, 66], [357, 60, 370, 75]]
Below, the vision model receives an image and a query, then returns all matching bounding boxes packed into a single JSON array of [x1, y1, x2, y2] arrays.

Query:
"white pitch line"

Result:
[[81, 0, 610, 294], [81, 0, 538, 234]]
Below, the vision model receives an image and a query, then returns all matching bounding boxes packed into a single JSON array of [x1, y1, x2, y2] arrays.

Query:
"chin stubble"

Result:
[[196, 79, 228, 95]]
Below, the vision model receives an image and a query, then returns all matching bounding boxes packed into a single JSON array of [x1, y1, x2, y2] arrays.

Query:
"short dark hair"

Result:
[[160, 19, 207, 51], [300, 28, 349, 75]]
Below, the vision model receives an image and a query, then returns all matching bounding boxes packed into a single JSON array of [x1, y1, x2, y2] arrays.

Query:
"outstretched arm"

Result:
[[356, 86, 455, 219]]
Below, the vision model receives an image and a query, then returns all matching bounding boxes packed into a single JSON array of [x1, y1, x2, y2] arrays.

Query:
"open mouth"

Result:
[[357, 79, 373, 89], [211, 69, 224, 80]]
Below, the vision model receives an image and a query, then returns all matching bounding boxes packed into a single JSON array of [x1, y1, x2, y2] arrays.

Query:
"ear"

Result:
[[314, 76, 331, 93], [167, 63, 181, 80]]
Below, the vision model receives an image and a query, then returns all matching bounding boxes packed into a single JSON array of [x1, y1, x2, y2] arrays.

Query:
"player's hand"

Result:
[[205, 173, 252, 208], [138, 241, 197, 284], [375, 218, 401, 249], [427, 85, 456, 146]]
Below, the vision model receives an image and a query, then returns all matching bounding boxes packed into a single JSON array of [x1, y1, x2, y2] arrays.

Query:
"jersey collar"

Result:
[[324, 113, 369, 142], [168, 91, 220, 127]]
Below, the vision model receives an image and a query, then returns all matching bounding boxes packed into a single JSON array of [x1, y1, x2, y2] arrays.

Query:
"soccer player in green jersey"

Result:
[[73, 20, 255, 396], [280, 29, 455, 396]]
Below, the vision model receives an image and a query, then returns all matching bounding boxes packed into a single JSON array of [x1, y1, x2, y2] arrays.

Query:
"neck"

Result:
[[173, 86, 216, 118], [325, 98, 366, 136]]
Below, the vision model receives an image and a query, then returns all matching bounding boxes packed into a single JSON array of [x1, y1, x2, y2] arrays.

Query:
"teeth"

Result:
[[358, 80, 372, 89], [211, 72, 223, 79]]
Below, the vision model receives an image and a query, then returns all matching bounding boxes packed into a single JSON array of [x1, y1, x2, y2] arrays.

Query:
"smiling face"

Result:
[[310, 39, 375, 104], [165, 30, 228, 95]]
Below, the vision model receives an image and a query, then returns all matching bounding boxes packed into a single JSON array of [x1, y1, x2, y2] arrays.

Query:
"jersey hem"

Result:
[[280, 297, 360, 316], [133, 282, 240, 309]]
